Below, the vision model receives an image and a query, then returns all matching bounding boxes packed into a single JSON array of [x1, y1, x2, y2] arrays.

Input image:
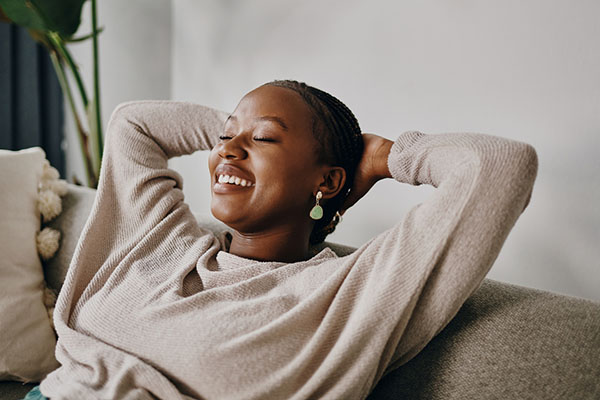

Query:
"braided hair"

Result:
[[265, 80, 364, 244]]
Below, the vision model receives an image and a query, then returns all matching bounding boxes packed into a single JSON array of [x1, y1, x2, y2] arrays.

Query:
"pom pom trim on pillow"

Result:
[[36, 161, 67, 258], [38, 190, 62, 223], [43, 286, 58, 331], [36, 227, 61, 261], [36, 159, 68, 333]]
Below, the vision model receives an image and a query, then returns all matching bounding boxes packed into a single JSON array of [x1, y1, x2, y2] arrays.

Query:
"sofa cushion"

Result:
[[44, 185, 96, 292], [368, 279, 600, 399], [0, 148, 60, 382]]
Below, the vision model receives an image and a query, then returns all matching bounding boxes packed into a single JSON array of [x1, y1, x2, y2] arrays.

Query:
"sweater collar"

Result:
[[215, 231, 338, 269]]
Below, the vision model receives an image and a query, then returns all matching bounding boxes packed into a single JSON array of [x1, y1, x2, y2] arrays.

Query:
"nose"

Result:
[[217, 135, 247, 160]]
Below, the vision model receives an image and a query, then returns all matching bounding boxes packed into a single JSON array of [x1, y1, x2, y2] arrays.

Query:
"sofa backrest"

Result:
[[44, 184, 96, 291]]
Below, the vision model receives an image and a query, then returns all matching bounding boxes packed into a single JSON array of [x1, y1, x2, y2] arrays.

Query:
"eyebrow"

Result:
[[226, 115, 289, 131]]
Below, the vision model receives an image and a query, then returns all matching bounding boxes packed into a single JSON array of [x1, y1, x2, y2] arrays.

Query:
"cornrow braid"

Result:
[[265, 80, 364, 244]]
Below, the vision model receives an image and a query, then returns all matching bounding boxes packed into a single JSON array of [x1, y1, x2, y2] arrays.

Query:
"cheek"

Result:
[[207, 148, 222, 182], [254, 158, 316, 205]]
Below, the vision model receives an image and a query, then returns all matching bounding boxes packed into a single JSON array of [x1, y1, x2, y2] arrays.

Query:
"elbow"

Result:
[[519, 142, 538, 167], [481, 139, 539, 213], [107, 101, 141, 129], [104, 102, 147, 146], [512, 142, 539, 212], [522, 143, 538, 181]]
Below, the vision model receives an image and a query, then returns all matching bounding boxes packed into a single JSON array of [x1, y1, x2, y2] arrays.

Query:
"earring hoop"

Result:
[[309, 191, 323, 220], [335, 211, 342, 223]]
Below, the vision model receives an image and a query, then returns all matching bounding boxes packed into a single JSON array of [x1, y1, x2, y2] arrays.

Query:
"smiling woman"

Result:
[[207, 82, 366, 262], [37, 80, 537, 400]]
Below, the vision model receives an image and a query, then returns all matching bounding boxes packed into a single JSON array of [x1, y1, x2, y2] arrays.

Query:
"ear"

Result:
[[317, 166, 346, 200]]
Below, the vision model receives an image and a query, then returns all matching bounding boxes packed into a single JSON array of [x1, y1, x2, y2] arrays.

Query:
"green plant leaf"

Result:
[[0, 5, 14, 23], [0, 1, 46, 31], [0, 0, 87, 37]]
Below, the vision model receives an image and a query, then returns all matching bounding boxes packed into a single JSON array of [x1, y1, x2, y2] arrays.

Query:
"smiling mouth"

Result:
[[216, 174, 255, 187]]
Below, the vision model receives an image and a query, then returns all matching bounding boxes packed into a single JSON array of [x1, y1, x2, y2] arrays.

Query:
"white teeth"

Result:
[[217, 174, 254, 187]]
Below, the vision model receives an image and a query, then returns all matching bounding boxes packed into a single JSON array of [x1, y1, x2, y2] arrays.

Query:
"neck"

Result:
[[228, 225, 313, 263]]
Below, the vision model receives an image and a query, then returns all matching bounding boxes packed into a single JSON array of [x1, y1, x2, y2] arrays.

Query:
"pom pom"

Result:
[[40, 178, 68, 196], [41, 161, 60, 181], [42, 284, 58, 332], [49, 179, 68, 196], [38, 189, 62, 222], [47, 307, 55, 330], [43, 286, 57, 308], [36, 227, 61, 260]]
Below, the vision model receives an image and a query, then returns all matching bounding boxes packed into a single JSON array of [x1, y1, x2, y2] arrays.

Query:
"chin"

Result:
[[210, 203, 248, 232], [210, 203, 276, 235], [211, 204, 235, 224]]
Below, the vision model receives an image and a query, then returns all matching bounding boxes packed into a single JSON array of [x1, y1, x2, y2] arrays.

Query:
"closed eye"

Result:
[[218, 135, 276, 142]]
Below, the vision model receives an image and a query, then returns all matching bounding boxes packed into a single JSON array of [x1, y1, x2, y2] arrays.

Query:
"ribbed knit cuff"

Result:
[[386, 131, 425, 185]]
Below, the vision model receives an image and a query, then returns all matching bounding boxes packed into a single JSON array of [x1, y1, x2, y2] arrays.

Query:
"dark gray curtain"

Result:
[[0, 21, 65, 176]]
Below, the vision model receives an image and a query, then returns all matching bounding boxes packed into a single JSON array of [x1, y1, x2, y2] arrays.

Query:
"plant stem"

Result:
[[91, 0, 103, 161], [48, 49, 97, 187], [65, 27, 105, 43], [47, 32, 89, 108]]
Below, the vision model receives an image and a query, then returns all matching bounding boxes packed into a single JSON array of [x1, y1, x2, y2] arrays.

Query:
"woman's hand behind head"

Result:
[[339, 133, 394, 215]]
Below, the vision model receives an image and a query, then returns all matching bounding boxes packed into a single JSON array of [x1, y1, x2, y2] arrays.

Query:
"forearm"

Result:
[[387, 131, 537, 189], [383, 130, 538, 364], [106, 100, 228, 159], [85, 101, 229, 264]]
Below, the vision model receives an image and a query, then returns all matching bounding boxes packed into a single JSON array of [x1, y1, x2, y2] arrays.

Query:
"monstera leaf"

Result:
[[0, 0, 87, 38]]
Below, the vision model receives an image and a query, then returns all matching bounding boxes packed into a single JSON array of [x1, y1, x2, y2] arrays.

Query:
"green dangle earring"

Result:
[[310, 191, 324, 220]]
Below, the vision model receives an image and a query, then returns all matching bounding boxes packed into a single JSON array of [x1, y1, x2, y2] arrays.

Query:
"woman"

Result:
[[35, 80, 537, 399]]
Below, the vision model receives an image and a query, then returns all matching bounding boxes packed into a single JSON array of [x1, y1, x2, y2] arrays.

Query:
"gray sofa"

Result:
[[2, 184, 599, 399]]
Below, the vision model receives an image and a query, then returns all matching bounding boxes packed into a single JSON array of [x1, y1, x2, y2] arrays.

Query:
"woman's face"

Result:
[[208, 85, 325, 233]]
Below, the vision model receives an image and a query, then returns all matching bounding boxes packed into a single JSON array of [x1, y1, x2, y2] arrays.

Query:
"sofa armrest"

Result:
[[367, 279, 600, 399]]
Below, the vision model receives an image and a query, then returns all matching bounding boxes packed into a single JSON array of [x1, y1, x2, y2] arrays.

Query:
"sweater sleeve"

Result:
[[356, 131, 538, 372], [63, 100, 228, 307]]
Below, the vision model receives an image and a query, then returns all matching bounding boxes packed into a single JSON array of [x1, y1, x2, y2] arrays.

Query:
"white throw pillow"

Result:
[[0, 147, 60, 382]]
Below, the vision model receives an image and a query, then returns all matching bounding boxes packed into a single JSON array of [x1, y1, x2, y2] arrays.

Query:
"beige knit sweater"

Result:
[[40, 101, 538, 399]]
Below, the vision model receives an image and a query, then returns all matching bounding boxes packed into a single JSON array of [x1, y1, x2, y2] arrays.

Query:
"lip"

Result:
[[213, 163, 255, 194]]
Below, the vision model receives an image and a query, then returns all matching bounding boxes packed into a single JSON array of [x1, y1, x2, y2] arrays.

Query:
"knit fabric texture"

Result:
[[40, 101, 538, 399]]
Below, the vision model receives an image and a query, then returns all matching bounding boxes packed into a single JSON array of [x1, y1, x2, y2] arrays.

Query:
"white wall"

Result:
[[63, 1, 599, 301], [170, 0, 600, 300], [64, 0, 171, 184]]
